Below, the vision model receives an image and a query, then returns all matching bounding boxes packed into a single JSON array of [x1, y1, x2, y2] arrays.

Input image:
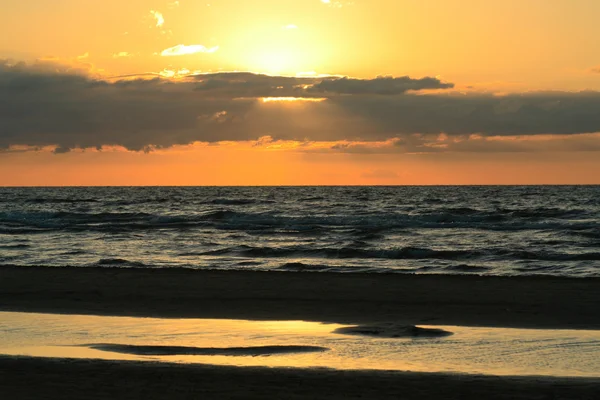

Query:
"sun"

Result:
[[250, 49, 298, 75]]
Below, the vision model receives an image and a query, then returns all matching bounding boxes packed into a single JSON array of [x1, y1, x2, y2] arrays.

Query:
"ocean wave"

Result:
[[505, 250, 600, 261], [277, 262, 333, 272], [443, 264, 490, 273], [24, 198, 99, 204], [502, 207, 588, 219], [198, 245, 477, 260], [2, 186, 599, 278], [61, 249, 88, 255], [298, 196, 326, 202], [196, 245, 600, 262], [567, 228, 600, 240], [210, 198, 275, 205], [95, 258, 148, 268], [0, 211, 199, 232], [0, 227, 56, 234], [0, 244, 31, 249], [234, 261, 263, 266], [1, 207, 596, 234]]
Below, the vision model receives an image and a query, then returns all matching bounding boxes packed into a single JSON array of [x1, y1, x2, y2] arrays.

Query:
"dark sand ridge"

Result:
[[1, 266, 600, 329], [87, 343, 328, 356], [1, 356, 599, 400]]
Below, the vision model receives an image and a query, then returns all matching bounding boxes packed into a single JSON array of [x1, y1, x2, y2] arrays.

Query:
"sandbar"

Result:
[[1, 266, 599, 329]]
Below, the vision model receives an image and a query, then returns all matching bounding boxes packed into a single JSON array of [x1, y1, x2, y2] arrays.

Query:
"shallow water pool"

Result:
[[1, 311, 599, 377]]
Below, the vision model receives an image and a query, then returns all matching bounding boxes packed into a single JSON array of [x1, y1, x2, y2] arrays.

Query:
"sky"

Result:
[[2, 0, 600, 185]]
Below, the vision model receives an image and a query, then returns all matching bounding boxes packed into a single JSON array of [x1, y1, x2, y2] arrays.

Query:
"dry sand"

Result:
[[1, 266, 600, 399]]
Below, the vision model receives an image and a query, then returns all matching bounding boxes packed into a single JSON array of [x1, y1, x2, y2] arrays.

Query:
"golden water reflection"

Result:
[[1, 312, 600, 377]]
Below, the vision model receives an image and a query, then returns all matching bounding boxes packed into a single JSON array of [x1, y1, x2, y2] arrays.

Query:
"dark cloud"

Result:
[[310, 76, 454, 95], [309, 133, 600, 155], [191, 73, 453, 97], [330, 92, 600, 137], [0, 62, 260, 151], [192, 72, 322, 98], [2, 61, 600, 153]]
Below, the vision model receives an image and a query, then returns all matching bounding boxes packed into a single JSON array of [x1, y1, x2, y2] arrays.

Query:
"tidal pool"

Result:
[[1, 311, 599, 377]]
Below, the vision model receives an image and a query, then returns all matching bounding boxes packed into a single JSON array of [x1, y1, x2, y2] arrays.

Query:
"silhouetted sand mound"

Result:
[[87, 343, 328, 356], [334, 323, 453, 338]]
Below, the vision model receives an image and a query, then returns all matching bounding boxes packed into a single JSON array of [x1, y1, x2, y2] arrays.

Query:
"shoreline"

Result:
[[1, 356, 599, 400], [2, 266, 600, 329], [2, 266, 600, 399]]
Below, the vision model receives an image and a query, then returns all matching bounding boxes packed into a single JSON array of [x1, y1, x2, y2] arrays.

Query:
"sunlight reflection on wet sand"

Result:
[[1, 312, 599, 377]]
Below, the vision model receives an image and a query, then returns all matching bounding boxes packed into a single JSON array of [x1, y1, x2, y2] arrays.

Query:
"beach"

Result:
[[1, 266, 600, 329], [2, 355, 600, 400], [3, 0, 600, 394], [1, 267, 600, 398]]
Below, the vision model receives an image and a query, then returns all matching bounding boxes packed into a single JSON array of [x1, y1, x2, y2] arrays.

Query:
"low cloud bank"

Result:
[[2, 61, 600, 153]]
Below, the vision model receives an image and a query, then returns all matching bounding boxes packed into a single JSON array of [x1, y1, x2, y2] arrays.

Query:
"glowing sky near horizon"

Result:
[[2, 0, 600, 185]]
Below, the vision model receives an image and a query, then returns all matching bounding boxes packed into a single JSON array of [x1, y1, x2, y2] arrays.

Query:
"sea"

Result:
[[0, 186, 599, 277]]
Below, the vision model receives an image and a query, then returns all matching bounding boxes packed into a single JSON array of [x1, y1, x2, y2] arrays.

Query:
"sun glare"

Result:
[[261, 97, 326, 103], [251, 50, 298, 74]]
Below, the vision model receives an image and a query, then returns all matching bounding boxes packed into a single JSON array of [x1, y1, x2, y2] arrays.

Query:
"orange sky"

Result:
[[2, 0, 600, 185]]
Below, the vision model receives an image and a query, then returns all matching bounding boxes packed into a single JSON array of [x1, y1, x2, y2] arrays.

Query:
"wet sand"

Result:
[[2, 266, 600, 399], [1, 266, 600, 329], [1, 356, 599, 400]]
